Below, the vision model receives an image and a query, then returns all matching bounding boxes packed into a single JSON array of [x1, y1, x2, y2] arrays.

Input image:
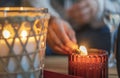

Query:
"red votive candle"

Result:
[[69, 49, 108, 78]]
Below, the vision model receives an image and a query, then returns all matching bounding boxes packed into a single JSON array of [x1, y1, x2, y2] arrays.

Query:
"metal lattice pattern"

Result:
[[0, 14, 49, 78]]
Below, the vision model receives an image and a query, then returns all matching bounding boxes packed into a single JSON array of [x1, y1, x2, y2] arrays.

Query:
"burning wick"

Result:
[[74, 46, 88, 56]]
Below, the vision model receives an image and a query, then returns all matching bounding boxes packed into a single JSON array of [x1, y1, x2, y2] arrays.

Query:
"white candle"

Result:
[[0, 29, 38, 74], [0, 39, 9, 57]]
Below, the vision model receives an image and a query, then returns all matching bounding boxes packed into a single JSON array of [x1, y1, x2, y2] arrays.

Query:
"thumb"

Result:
[[64, 22, 77, 43]]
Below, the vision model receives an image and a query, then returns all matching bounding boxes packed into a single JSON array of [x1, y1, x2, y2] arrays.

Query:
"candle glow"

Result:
[[79, 46, 88, 56], [2, 30, 11, 39], [5, 7, 9, 10], [69, 48, 108, 78], [0, 7, 50, 78], [21, 30, 28, 38]]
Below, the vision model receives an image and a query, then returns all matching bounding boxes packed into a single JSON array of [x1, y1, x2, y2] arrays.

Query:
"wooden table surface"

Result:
[[45, 55, 119, 78]]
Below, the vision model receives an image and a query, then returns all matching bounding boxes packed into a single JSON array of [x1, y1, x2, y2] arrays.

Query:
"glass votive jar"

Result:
[[68, 49, 108, 78]]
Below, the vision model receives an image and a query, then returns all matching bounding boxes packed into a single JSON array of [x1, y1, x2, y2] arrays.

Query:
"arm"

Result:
[[24, 0, 77, 54], [67, 0, 120, 28]]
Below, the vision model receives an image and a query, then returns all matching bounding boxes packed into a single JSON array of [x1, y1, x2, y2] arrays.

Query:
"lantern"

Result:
[[0, 7, 50, 78]]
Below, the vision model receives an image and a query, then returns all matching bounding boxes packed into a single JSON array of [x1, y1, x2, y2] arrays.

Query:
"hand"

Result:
[[47, 17, 77, 54], [67, 0, 98, 25]]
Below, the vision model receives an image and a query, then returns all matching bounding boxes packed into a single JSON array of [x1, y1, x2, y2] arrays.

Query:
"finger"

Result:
[[47, 36, 70, 54], [48, 27, 63, 48], [48, 41, 66, 54], [47, 32, 65, 54], [64, 23, 77, 43], [68, 31, 77, 43], [63, 23, 78, 51], [53, 46, 69, 55], [47, 27, 70, 53], [65, 41, 78, 54], [52, 19, 71, 44], [49, 18, 73, 52]]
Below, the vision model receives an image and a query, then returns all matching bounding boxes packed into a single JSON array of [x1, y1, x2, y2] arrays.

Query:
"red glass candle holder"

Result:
[[68, 49, 108, 78]]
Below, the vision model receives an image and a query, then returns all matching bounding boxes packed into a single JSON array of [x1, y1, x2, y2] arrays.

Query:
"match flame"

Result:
[[2, 30, 11, 39], [79, 46, 88, 56]]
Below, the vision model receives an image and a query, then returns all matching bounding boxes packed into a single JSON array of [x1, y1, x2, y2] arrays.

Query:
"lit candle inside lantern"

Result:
[[0, 7, 50, 78], [0, 29, 38, 72], [69, 46, 108, 78], [2, 29, 11, 39], [20, 30, 28, 38]]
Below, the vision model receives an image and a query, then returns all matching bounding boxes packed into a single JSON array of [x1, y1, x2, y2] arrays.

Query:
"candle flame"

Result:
[[20, 7, 24, 10], [5, 7, 9, 10], [79, 46, 88, 56], [21, 30, 28, 38], [2, 30, 11, 39]]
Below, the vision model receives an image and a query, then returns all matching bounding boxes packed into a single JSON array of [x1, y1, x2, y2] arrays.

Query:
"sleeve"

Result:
[[104, 0, 120, 14], [91, 0, 120, 28], [97, 0, 120, 19], [24, 0, 60, 17]]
